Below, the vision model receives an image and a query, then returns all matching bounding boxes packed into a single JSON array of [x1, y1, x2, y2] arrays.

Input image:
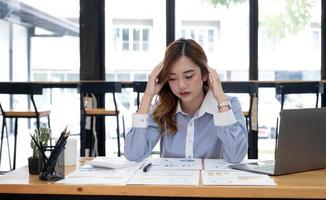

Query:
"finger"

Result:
[[208, 69, 217, 80], [149, 62, 163, 79], [151, 63, 165, 81], [208, 67, 217, 75], [153, 61, 164, 71], [151, 62, 164, 76]]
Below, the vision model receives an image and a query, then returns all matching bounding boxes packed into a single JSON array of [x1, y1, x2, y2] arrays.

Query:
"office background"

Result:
[[0, 0, 325, 170]]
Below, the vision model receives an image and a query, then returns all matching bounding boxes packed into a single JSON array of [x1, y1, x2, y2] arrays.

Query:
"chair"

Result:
[[275, 82, 320, 112], [0, 83, 51, 170], [79, 82, 123, 157], [222, 81, 259, 159], [272, 82, 320, 158], [133, 81, 147, 111]]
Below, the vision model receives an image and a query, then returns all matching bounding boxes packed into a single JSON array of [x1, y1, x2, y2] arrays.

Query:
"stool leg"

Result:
[[5, 123, 11, 170], [122, 115, 126, 140], [0, 118, 5, 167], [36, 117, 40, 130], [80, 113, 86, 157], [90, 116, 94, 157], [47, 115, 51, 129], [116, 115, 120, 157], [13, 117, 18, 170], [0, 118, 12, 170]]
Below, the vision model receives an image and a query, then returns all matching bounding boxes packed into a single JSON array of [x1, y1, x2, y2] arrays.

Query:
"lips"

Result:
[[179, 91, 191, 97]]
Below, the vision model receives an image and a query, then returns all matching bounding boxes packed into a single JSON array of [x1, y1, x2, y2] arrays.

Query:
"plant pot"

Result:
[[28, 157, 42, 175]]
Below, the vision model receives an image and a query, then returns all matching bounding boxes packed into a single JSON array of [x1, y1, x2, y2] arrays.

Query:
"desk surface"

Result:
[[0, 159, 326, 199]]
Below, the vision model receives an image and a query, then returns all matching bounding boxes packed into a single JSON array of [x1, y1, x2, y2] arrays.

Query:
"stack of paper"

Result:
[[86, 157, 140, 169], [56, 158, 275, 186], [127, 158, 201, 185], [128, 170, 200, 185], [57, 164, 141, 185], [149, 158, 202, 170], [201, 170, 275, 185], [204, 159, 233, 171], [202, 159, 275, 186]]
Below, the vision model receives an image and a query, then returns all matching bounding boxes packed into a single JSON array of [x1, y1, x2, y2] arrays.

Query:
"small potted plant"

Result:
[[28, 127, 51, 175]]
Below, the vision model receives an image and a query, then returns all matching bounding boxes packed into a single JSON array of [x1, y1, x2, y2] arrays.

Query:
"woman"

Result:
[[125, 38, 248, 163]]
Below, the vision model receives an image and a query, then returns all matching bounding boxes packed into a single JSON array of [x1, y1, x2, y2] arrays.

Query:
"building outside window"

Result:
[[258, 0, 321, 159], [176, 0, 249, 82], [112, 25, 151, 52], [180, 22, 218, 52], [0, 0, 80, 170]]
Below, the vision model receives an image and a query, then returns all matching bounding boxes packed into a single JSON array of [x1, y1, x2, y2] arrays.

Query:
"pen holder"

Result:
[[39, 146, 65, 181]]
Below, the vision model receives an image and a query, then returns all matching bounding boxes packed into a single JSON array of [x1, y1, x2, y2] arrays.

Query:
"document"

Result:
[[202, 159, 275, 185], [201, 170, 275, 186], [204, 159, 258, 171], [149, 158, 202, 170], [127, 158, 201, 185], [86, 156, 140, 169], [128, 170, 200, 185], [204, 159, 233, 171], [57, 164, 141, 185]]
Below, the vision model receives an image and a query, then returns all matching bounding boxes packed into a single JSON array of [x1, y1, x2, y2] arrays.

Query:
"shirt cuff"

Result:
[[214, 110, 237, 126], [132, 113, 149, 128]]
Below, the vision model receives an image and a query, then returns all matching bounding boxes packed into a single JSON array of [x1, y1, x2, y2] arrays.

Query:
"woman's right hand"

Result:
[[144, 61, 165, 98], [137, 62, 165, 114]]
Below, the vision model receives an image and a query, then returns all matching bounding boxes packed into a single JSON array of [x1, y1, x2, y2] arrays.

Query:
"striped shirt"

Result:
[[124, 90, 248, 163]]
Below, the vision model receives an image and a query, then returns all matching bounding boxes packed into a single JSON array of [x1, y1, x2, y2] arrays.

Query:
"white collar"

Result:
[[176, 90, 218, 117]]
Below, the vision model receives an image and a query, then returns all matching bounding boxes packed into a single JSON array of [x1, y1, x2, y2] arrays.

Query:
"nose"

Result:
[[178, 77, 187, 89]]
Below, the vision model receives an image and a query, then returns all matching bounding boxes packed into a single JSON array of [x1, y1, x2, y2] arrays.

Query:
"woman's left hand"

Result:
[[207, 66, 227, 103]]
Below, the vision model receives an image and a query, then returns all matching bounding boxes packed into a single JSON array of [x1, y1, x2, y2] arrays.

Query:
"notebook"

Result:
[[230, 107, 326, 176]]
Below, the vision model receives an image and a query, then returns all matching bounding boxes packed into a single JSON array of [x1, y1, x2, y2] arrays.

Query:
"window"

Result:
[[13, 0, 80, 138], [176, 0, 249, 81], [106, 0, 166, 81], [112, 25, 151, 52], [180, 22, 218, 52], [0, 20, 10, 82], [122, 28, 129, 50], [311, 23, 321, 54], [258, 0, 321, 81], [258, 0, 321, 159]]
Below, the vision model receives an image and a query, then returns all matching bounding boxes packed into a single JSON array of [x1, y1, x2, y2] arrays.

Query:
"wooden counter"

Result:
[[0, 159, 325, 199]]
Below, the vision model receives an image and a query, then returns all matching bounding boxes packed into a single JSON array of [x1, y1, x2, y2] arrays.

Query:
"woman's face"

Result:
[[168, 56, 206, 104]]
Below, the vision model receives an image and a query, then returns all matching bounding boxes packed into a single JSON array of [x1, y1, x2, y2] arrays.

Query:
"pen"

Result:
[[143, 163, 152, 172]]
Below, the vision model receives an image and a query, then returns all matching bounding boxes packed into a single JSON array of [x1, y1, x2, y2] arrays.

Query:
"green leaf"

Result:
[[30, 127, 52, 158], [208, 0, 246, 8]]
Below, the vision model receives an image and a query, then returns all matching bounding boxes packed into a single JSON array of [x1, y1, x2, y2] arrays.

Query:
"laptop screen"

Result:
[[274, 107, 326, 175]]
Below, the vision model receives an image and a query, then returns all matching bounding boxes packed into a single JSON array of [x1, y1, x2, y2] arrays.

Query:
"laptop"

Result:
[[230, 107, 326, 176]]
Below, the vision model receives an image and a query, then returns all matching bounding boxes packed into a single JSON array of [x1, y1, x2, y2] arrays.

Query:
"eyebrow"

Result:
[[169, 69, 195, 75]]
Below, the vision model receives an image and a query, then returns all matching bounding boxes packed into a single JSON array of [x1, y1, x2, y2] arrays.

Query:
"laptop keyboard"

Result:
[[250, 160, 275, 173]]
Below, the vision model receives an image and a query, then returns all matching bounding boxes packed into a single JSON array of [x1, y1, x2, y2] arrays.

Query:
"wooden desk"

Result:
[[0, 159, 326, 199]]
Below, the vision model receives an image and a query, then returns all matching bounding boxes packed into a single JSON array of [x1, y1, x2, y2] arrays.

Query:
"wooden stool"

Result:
[[0, 83, 50, 170], [79, 82, 123, 157]]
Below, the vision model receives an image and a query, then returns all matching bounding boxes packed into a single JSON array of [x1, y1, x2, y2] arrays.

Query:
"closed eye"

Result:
[[185, 75, 194, 79]]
